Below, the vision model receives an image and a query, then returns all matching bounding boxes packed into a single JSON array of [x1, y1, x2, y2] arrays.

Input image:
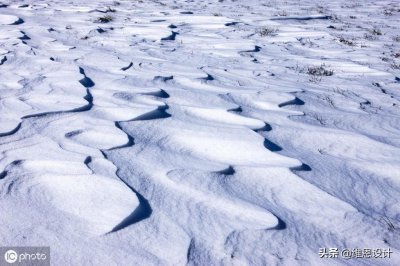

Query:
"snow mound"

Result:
[[0, 14, 21, 25]]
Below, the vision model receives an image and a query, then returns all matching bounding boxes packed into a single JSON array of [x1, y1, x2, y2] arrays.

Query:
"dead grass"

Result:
[[96, 15, 113, 23], [257, 26, 278, 37], [338, 36, 357, 46], [307, 64, 334, 77]]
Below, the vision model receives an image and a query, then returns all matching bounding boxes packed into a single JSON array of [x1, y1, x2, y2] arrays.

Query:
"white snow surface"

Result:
[[0, 0, 400, 265]]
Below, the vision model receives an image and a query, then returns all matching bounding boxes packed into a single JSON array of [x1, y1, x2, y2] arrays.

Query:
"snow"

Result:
[[0, 14, 20, 25], [0, 0, 400, 265]]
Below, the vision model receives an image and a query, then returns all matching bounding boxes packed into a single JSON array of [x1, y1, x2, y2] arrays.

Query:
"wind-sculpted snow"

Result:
[[0, 0, 400, 265]]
